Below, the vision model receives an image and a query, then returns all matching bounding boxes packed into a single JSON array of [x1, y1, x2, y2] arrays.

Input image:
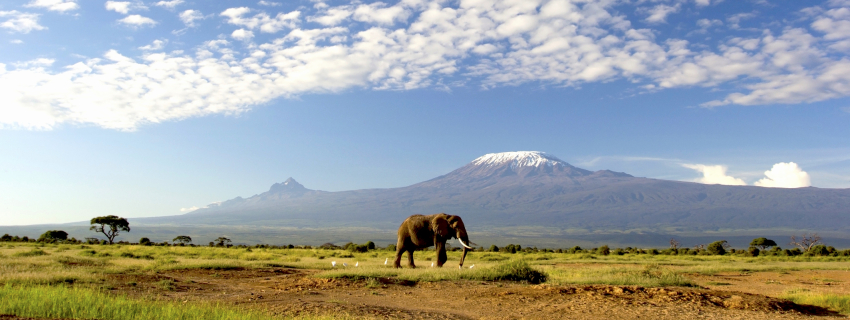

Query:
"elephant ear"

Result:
[[446, 215, 462, 229], [431, 215, 450, 237]]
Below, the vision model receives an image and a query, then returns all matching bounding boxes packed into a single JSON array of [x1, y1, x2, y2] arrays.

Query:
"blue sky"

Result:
[[1, 0, 849, 225]]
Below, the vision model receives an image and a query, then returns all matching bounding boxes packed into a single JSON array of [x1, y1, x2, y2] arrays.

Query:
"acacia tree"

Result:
[[173, 235, 192, 245], [214, 237, 231, 247], [669, 238, 681, 250], [89, 215, 130, 244], [750, 237, 778, 250], [790, 233, 822, 252]]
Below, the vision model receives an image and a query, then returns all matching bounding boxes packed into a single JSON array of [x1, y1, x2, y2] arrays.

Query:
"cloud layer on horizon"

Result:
[[684, 161, 812, 188], [2, 0, 850, 131]]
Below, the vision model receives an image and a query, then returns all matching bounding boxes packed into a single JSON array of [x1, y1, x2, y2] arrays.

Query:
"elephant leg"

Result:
[[393, 247, 403, 269], [406, 248, 416, 268], [436, 241, 447, 267]]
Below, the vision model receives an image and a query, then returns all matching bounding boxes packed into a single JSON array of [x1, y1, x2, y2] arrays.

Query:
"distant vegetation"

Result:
[[3, 238, 850, 317], [2, 231, 849, 258]]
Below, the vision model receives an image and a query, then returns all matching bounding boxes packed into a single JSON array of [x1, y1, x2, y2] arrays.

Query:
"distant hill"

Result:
[[137, 151, 850, 234]]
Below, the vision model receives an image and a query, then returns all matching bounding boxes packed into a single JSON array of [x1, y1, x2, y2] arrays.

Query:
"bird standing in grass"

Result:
[[355, 262, 359, 267], [343, 262, 348, 267], [469, 264, 475, 269], [332, 261, 336, 267], [384, 258, 388, 265]]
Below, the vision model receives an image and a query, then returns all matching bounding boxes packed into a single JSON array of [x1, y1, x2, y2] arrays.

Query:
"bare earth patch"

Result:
[[102, 268, 844, 319]]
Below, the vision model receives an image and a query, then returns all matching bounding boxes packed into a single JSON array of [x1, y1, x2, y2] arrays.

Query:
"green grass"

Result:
[[0, 284, 279, 320], [13, 248, 48, 257], [543, 264, 696, 287], [782, 289, 850, 314], [5, 241, 850, 319], [319, 260, 547, 284]]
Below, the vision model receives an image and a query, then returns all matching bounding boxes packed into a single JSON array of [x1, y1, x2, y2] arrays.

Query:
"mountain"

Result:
[[140, 151, 850, 233]]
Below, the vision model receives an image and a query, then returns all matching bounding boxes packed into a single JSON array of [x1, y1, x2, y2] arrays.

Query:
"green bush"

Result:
[[747, 247, 760, 257], [598, 245, 610, 256], [707, 240, 728, 255], [139, 238, 152, 246], [38, 230, 68, 243], [808, 245, 830, 256], [475, 260, 547, 284]]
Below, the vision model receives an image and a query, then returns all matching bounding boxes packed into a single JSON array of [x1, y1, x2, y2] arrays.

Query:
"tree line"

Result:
[[1, 215, 846, 257]]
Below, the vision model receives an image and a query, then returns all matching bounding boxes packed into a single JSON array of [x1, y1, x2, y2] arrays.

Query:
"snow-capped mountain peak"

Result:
[[471, 151, 566, 169]]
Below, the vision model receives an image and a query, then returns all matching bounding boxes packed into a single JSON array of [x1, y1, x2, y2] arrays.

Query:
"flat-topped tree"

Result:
[[750, 237, 778, 250], [89, 215, 130, 244], [173, 235, 192, 245]]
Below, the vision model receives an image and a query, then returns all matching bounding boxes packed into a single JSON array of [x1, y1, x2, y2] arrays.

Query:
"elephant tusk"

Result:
[[457, 238, 474, 249]]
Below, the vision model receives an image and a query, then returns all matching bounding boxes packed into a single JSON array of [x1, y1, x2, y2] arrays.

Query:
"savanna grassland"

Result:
[[2, 242, 850, 319]]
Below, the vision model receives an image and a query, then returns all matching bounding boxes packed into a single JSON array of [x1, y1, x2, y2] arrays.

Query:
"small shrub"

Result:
[[13, 249, 48, 257], [139, 238, 152, 246], [478, 254, 508, 261], [747, 247, 760, 257], [157, 279, 177, 291], [475, 260, 547, 284], [598, 245, 610, 256]]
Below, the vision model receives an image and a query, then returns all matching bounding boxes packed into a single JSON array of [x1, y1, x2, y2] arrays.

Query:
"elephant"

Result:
[[393, 213, 474, 268]]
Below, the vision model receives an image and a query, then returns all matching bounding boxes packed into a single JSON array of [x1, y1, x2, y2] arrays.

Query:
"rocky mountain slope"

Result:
[[139, 152, 850, 233]]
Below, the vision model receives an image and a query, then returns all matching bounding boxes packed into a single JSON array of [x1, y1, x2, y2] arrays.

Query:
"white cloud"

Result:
[[221, 7, 300, 33], [105, 1, 148, 14], [105, 1, 131, 14], [754, 162, 812, 188], [139, 39, 166, 50], [154, 0, 183, 10], [118, 14, 157, 27], [682, 164, 747, 186], [5, 1, 850, 131], [644, 4, 680, 24], [727, 12, 755, 29], [180, 206, 200, 212], [179, 9, 203, 27], [25, 0, 78, 12], [694, 0, 711, 6], [308, 7, 353, 26], [352, 2, 410, 25], [0, 11, 46, 34], [258, 1, 281, 6], [692, 18, 722, 34], [231, 28, 254, 41], [11, 39, 24, 44], [13, 58, 55, 68]]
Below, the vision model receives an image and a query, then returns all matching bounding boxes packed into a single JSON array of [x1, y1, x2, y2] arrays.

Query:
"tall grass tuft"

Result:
[[545, 264, 695, 287], [465, 260, 547, 284], [0, 284, 277, 320], [782, 289, 850, 314], [13, 249, 47, 257]]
